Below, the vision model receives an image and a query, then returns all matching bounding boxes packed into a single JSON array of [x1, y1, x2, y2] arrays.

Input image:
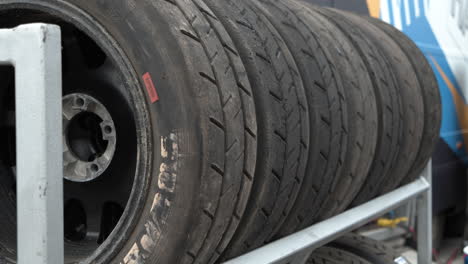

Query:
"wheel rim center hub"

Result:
[[63, 93, 117, 182]]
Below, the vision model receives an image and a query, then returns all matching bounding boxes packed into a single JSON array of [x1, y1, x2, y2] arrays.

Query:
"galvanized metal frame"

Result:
[[1, 23, 432, 264], [0, 24, 63, 264], [227, 161, 432, 264]]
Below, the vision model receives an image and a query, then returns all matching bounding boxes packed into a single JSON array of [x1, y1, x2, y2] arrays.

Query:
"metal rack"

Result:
[[226, 162, 432, 264], [1, 24, 432, 264], [0, 24, 63, 264]]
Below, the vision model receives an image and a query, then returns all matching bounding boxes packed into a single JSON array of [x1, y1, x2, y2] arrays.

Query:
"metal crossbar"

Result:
[[226, 161, 432, 264], [1, 23, 432, 264], [0, 24, 63, 264]]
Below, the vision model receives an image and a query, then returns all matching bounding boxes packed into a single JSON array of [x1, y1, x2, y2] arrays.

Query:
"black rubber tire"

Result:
[[0, 160, 15, 262], [329, 233, 401, 263], [0, 68, 15, 262], [309, 247, 372, 264], [167, 1, 258, 263], [200, 0, 310, 260], [314, 8, 404, 207], [329, 10, 424, 201], [364, 17, 442, 183], [0, 1, 258, 264], [275, 2, 378, 230], [310, 233, 403, 264], [254, 0, 349, 237]]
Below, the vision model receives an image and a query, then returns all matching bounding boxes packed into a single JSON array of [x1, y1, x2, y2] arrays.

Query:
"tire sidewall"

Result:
[[0, 1, 204, 263]]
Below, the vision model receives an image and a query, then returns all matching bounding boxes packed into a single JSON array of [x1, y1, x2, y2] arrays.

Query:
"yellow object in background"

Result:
[[366, 0, 381, 18], [377, 217, 409, 228]]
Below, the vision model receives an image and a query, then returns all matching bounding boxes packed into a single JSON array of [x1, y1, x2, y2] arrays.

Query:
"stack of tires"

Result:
[[0, 0, 440, 263]]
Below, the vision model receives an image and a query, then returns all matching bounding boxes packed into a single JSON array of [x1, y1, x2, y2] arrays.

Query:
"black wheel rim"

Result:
[[0, 3, 151, 263]]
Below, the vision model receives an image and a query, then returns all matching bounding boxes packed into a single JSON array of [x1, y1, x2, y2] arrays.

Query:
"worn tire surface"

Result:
[[147, 1, 259, 264], [255, 0, 349, 237], [275, 2, 378, 229], [340, 11, 424, 196], [310, 233, 402, 264], [328, 233, 401, 263], [201, 0, 310, 260], [0, 1, 258, 264], [309, 247, 372, 264], [167, 1, 259, 264], [314, 8, 403, 207], [365, 17, 442, 183]]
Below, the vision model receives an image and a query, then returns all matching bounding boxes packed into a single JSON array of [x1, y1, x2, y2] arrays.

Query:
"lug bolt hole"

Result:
[[104, 126, 113, 134], [90, 164, 99, 173], [75, 98, 85, 107]]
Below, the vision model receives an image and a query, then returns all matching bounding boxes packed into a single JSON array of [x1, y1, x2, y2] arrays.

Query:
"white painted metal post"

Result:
[[418, 160, 433, 264], [0, 24, 63, 264]]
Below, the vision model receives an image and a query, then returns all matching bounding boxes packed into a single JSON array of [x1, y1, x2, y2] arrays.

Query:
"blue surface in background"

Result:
[[385, 0, 467, 161]]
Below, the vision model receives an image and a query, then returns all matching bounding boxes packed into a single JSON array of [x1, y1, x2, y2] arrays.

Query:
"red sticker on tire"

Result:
[[143, 72, 159, 103]]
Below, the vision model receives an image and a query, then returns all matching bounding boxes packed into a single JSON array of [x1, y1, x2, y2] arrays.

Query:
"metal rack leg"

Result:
[[0, 24, 63, 264], [417, 160, 433, 264]]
